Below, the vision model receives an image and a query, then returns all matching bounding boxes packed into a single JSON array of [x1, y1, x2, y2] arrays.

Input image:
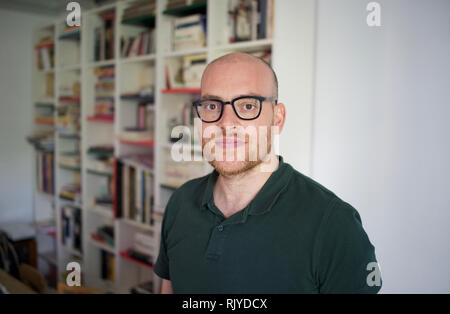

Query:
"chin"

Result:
[[209, 159, 262, 176]]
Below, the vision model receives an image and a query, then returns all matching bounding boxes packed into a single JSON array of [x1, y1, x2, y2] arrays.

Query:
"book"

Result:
[[130, 281, 154, 294], [183, 53, 207, 88]]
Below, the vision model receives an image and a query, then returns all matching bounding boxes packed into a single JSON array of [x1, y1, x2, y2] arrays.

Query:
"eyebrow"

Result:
[[201, 93, 264, 100]]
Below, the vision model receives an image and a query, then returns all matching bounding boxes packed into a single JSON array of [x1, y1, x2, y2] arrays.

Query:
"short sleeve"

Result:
[[313, 200, 382, 293], [154, 200, 173, 280]]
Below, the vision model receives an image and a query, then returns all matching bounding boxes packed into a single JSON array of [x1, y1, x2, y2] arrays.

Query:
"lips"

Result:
[[215, 137, 246, 150]]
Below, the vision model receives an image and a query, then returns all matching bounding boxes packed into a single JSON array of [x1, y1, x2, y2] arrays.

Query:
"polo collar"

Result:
[[201, 156, 294, 216]]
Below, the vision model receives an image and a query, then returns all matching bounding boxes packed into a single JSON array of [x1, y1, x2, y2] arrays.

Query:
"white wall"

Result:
[[273, 0, 316, 175], [0, 9, 52, 224], [313, 0, 450, 293]]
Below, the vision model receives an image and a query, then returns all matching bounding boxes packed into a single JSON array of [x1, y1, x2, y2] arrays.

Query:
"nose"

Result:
[[218, 103, 239, 127]]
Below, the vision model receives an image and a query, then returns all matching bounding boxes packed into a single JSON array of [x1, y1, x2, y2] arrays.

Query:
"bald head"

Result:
[[201, 52, 278, 99]]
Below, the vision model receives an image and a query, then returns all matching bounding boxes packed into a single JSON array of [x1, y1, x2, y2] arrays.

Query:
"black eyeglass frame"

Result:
[[192, 95, 278, 123]]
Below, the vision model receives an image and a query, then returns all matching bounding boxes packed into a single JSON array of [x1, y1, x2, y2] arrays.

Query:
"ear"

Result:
[[272, 102, 286, 134]]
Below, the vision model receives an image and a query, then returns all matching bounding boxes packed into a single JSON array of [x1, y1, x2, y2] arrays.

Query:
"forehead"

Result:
[[201, 60, 273, 99]]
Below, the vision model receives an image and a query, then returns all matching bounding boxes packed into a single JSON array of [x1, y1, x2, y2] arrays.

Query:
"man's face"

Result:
[[199, 59, 282, 176]]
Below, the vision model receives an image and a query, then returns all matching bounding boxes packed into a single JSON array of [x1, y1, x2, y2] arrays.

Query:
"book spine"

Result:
[[259, 0, 267, 39], [43, 152, 47, 193]]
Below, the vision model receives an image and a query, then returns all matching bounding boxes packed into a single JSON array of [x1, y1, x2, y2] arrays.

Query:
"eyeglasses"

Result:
[[192, 95, 277, 123]]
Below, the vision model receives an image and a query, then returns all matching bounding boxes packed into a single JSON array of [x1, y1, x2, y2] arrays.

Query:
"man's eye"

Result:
[[243, 104, 256, 110], [205, 104, 218, 110]]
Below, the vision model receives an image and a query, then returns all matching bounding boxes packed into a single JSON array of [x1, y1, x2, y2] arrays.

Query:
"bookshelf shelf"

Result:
[[87, 59, 116, 68], [34, 102, 55, 109], [119, 251, 153, 269], [121, 14, 156, 27], [58, 29, 80, 40], [58, 97, 81, 103], [120, 54, 156, 64], [163, 1, 207, 16], [118, 139, 154, 147], [37, 68, 54, 74], [161, 88, 201, 94], [86, 115, 115, 123], [59, 165, 81, 172], [164, 47, 207, 58], [89, 205, 114, 220], [120, 158, 153, 173], [35, 118, 55, 125], [39, 251, 58, 265], [58, 64, 81, 72], [87, 169, 112, 177], [89, 236, 115, 254], [214, 38, 273, 52], [59, 198, 82, 208], [58, 132, 81, 140], [62, 245, 83, 258], [35, 42, 55, 49], [122, 218, 155, 232]]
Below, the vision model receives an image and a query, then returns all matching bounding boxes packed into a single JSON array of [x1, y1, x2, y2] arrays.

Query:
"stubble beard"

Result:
[[203, 124, 273, 177]]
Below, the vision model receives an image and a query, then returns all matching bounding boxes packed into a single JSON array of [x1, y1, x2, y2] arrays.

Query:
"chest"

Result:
[[166, 213, 318, 293]]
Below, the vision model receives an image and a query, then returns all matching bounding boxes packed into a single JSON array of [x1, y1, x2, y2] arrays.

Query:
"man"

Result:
[[154, 52, 381, 293]]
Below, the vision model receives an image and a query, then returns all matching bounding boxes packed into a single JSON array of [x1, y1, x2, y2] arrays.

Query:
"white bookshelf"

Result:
[[31, 0, 279, 294]]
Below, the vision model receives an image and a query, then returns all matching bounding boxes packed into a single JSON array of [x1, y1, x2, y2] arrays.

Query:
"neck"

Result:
[[213, 154, 279, 218]]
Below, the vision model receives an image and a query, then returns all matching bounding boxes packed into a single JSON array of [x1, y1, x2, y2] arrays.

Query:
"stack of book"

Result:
[[94, 10, 115, 61], [123, 0, 156, 20], [117, 161, 154, 225], [125, 247, 153, 266], [27, 132, 54, 151], [227, 0, 274, 43], [120, 30, 156, 58], [119, 102, 154, 143], [86, 158, 113, 175], [91, 225, 114, 247], [87, 145, 114, 159], [60, 183, 81, 203], [95, 194, 113, 208], [101, 251, 115, 282], [172, 14, 206, 51], [36, 151, 55, 194], [94, 66, 115, 119], [60, 25, 80, 39], [165, 53, 206, 89], [61, 206, 82, 252], [128, 230, 155, 264], [248, 49, 272, 64], [130, 281, 154, 294], [56, 104, 81, 134], [166, 0, 205, 10], [121, 155, 154, 171], [163, 148, 207, 188], [35, 116, 54, 125], [59, 151, 81, 169], [182, 53, 207, 88], [122, 0, 156, 21], [35, 36, 55, 70]]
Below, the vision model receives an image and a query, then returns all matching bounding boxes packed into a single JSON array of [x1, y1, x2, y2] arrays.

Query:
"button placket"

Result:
[[205, 224, 227, 260]]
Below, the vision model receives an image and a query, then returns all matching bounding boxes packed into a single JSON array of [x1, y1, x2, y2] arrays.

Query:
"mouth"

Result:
[[215, 137, 246, 150]]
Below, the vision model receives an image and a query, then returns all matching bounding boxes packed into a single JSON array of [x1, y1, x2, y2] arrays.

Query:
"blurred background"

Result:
[[0, 0, 448, 294]]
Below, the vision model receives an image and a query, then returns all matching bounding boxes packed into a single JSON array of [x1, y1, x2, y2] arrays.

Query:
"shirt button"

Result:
[[217, 225, 224, 232]]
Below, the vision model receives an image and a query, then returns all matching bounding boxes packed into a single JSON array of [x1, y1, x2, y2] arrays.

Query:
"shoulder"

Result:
[[161, 172, 212, 227], [281, 163, 365, 239], [170, 173, 210, 202], [285, 164, 350, 215]]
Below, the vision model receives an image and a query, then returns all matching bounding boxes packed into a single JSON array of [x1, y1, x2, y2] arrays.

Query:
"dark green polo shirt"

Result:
[[154, 156, 381, 293]]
